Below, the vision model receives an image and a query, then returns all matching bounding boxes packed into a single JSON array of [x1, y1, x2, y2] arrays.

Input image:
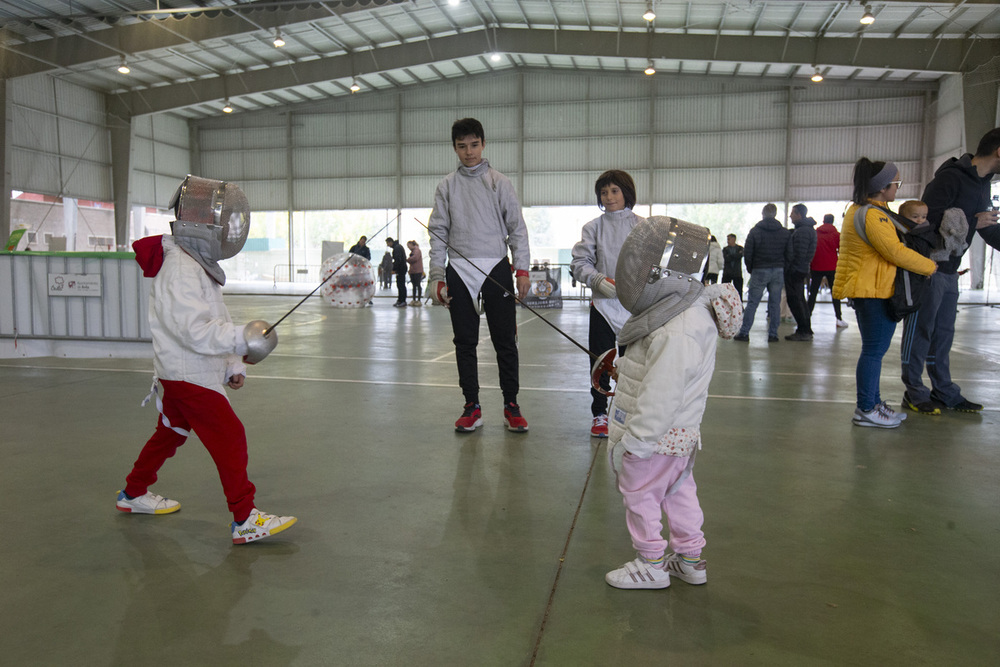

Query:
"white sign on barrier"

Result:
[[48, 273, 102, 297]]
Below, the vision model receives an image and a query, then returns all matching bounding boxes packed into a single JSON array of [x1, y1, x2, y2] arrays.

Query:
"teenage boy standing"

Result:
[[426, 118, 532, 432]]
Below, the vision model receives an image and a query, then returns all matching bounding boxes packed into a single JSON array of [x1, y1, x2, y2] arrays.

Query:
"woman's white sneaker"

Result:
[[852, 404, 902, 428]]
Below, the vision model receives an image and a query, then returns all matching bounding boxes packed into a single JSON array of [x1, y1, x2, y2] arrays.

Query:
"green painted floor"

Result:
[[2, 293, 998, 666]]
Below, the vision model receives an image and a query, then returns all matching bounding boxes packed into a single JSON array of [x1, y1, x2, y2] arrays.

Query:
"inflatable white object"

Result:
[[319, 252, 376, 308]]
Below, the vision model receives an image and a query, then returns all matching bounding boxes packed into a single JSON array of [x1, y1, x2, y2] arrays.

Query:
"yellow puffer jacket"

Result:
[[833, 203, 936, 300]]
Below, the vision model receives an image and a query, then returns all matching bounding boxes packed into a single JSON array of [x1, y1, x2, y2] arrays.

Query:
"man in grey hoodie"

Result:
[[784, 204, 818, 341], [734, 203, 792, 342]]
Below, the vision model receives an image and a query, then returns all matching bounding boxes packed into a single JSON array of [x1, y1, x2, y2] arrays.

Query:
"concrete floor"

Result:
[[2, 290, 999, 666]]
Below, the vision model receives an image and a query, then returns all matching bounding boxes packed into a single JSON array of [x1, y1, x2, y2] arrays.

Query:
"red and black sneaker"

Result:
[[590, 414, 609, 438], [455, 402, 483, 432], [503, 402, 528, 432]]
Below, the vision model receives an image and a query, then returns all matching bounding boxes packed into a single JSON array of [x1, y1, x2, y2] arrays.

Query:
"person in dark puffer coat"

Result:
[[734, 203, 792, 342]]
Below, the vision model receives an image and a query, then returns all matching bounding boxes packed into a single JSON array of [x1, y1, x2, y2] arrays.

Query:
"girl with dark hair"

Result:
[[833, 158, 936, 428], [571, 170, 643, 437]]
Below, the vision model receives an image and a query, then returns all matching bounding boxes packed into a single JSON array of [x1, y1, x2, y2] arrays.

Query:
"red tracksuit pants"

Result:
[[125, 379, 256, 522]]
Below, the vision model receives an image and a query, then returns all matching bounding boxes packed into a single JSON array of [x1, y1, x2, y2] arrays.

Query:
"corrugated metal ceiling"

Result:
[[0, 1, 997, 120]]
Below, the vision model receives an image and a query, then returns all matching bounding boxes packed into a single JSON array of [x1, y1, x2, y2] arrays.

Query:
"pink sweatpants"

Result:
[[125, 380, 256, 523], [618, 452, 705, 561]]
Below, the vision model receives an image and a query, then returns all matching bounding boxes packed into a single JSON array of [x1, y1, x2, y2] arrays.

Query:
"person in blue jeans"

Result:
[[833, 158, 936, 428], [733, 203, 791, 343], [900, 127, 1000, 415]]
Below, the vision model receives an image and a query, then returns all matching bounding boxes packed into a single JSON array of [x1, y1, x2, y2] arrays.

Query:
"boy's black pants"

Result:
[[446, 259, 519, 405]]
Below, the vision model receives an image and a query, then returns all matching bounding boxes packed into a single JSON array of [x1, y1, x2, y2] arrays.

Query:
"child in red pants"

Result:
[[117, 176, 295, 545]]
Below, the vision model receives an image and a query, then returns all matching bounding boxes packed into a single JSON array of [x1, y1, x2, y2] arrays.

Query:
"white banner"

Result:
[[48, 273, 102, 297]]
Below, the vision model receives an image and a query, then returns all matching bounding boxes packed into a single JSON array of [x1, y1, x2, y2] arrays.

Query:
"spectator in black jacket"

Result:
[[734, 203, 792, 342], [785, 204, 818, 341], [722, 233, 744, 296], [387, 238, 408, 307], [900, 127, 1000, 414], [349, 236, 371, 261]]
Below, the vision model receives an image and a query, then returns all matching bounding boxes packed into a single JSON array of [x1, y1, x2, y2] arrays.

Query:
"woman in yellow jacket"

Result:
[[834, 158, 936, 429]]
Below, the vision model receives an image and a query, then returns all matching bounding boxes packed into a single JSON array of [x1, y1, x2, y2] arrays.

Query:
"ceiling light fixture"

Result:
[[448, 0, 460, 6], [860, 4, 875, 25], [644, 61, 656, 76], [222, 100, 233, 113], [490, 52, 501, 62], [643, 2, 656, 22], [273, 29, 285, 48], [811, 66, 824, 83], [117, 57, 130, 74], [349, 80, 361, 93]]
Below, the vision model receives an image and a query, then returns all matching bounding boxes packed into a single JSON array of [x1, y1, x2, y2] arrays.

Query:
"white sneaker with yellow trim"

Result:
[[116, 490, 180, 515], [231, 508, 297, 544]]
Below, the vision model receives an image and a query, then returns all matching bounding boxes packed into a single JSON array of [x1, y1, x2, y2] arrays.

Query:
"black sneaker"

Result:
[[784, 331, 813, 341], [902, 392, 942, 415], [949, 399, 984, 413], [733, 333, 749, 342], [768, 335, 780, 343]]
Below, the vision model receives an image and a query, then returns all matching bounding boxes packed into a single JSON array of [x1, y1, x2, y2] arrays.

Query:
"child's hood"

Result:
[[133, 235, 165, 277]]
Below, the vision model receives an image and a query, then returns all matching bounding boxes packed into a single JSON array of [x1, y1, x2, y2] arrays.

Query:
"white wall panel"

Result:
[[524, 140, 589, 171], [59, 119, 110, 162], [9, 75, 111, 200], [590, 99, 650, 135], [586, 136, 650, 171], [932, 74, 966, 166], [188, 70, 944, 209], [523, 173, 590, 207], [525, 102, 589, 138], [402, 144, 457, 176], [721, 92, 788, 130], [11, 149, 59, 192], [796, 96, 923, 128], [131, 114, 192, 207], [524, 74, 589, 103], [402, 175, 444, 209], [15, 110, 60, 154], [241, 180, 288, 211]]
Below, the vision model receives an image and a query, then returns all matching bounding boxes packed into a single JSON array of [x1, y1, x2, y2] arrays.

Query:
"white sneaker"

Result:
[[852, 404, 902, 429], [879, 400, 906, 421], [605, 557, 671, 590], [116, 490, 180, 515], [231, 508, 297, 544], [664, 553, 708, 585], [836, 319, 849, 329]]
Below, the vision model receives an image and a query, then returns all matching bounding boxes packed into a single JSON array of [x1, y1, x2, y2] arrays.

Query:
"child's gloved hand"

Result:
[[593, 274, 616, 299], [426, 267, 450, 306], [242, 320, 278, 364]]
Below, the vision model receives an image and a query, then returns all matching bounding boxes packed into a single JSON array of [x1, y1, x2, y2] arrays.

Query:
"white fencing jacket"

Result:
[[148, 236, 247, 396], [608, 298, 718, 459], [428, 159, 530, 295], [570, 208, 643, 334]]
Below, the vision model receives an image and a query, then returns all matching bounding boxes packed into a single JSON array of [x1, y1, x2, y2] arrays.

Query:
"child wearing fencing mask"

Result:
[[604, 216, 743, 590], [117, 175, 297, 545]]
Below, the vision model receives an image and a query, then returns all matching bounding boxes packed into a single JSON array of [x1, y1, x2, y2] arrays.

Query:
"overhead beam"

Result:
[[0, 0, 408, 79], [106, 26, 1000, 117]]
